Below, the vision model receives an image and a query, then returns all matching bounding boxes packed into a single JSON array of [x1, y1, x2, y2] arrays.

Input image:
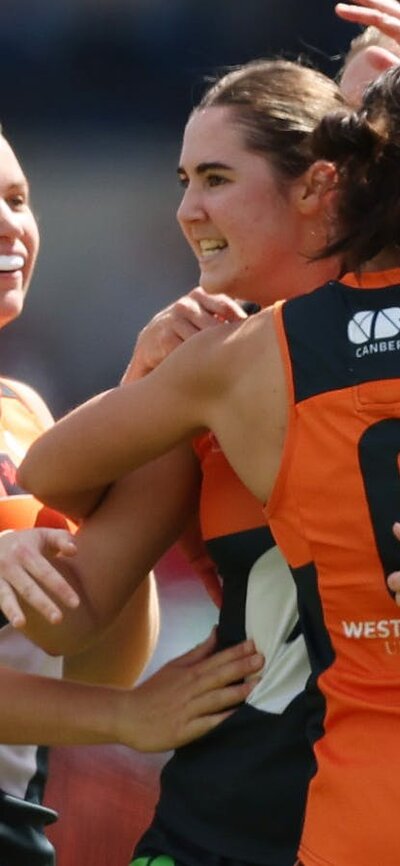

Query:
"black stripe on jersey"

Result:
[[289, 561, 334, 677], [282, 280, 400, 403], [289, 561, 334, 750], [359, 418, 400, 594], [206, 526, 274, 649]]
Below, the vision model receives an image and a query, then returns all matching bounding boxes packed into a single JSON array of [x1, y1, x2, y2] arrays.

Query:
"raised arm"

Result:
[[18, 325, 230, 507]]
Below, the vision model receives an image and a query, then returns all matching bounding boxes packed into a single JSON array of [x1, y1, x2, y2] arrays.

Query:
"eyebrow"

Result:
[[177, 161, 233, 177]]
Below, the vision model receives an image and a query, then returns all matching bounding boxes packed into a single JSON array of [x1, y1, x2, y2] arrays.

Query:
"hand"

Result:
[[0, 528, 80, 627], [118, 630, 264, 751], [387, 522, 400, 604], [336, 0, 400, 43], [123, 287, 247, 382]]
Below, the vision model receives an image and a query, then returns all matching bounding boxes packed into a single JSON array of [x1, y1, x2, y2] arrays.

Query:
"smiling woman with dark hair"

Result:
[[18, 61, 400, 866]]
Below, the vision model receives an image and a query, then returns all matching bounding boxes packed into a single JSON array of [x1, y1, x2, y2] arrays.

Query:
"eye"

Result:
[[206, 174, 228, 188], [177, 173, 189, 189], [8, 193, 28, 209]]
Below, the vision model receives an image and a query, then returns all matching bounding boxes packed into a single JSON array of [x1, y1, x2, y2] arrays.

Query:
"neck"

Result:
[[361, 247, 400, 274]]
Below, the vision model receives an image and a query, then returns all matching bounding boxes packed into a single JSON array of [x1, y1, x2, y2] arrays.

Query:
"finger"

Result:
[[192, 651, 264, 696], [0, 580, 27, 628], [392, 521, 400, 541], [41, 529, 77, 557], [175, 635, 255, 670], [181, 679, 262, 741], [17, 548, 80, 609], [0, 565, 64, 624], [337, 0, 400, 16], [192, 638, 259, 675], [387, 570, 400, 590], [172, 318, 205, 341], [190, 288, 247, 321], [336, 3, 400, 37]]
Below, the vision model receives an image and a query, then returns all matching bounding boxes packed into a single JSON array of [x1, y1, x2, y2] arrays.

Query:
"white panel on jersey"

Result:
[[246, 545, 311, 714]]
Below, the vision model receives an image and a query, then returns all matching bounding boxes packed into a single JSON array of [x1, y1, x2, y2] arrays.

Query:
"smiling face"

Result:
[[0, 135, 39, 329], [177, 106, 334, 306]]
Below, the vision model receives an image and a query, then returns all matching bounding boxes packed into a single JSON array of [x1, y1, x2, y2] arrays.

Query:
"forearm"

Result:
[[63, 574, 160, 687], [19, 447, 199, 657], [0, 665, 126, 746], [0, 634, 264, 752]]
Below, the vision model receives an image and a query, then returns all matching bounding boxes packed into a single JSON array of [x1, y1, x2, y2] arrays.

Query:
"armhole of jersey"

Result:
[[264, 300, 297, 521]]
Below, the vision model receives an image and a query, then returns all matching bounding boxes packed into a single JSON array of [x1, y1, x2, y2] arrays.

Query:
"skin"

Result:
[[17, 158, 339, 508], [0, 102, 339, 649], [336, 0, 400, 40], [0, 134, 267, 746], [336, 1, 400, 106], [0, 633, 264, 751], [176, 106, 338, 305], [5, 92, 400, 638]]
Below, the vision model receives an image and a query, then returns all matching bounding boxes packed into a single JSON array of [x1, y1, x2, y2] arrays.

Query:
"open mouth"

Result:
[[0, 255, 24, 273], [198, 239, 228, 257]]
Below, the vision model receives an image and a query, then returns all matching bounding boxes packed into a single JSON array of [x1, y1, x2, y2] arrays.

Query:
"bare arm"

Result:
[[63, 575, 159, 687], [17, 326, 233, 507], [0, 633, 263, 751], [15, 444, 200, 657]]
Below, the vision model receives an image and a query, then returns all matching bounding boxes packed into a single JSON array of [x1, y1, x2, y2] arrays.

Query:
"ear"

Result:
[[292, 160, 338, 217]]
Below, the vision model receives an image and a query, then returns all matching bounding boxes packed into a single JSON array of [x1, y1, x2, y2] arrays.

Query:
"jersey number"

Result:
[[359, 418, 400, 597]]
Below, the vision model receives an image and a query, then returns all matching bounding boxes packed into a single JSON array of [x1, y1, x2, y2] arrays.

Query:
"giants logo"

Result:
[[348, 308, 400, 344]]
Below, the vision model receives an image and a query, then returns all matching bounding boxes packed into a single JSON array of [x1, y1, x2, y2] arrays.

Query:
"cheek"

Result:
[[26, 220, 40, 268]]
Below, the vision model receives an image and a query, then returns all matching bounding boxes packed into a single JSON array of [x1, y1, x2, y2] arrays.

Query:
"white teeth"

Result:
[[0, 255, 24, 272], [199, 239, 227, 255]]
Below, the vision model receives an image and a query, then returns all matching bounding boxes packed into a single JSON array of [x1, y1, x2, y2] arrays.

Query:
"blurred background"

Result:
[[0, 0, 358, 416]]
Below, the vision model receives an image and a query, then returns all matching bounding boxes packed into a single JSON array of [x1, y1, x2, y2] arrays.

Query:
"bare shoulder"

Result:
[[1, 377, 54, 430], [212, 306, 278, 375]]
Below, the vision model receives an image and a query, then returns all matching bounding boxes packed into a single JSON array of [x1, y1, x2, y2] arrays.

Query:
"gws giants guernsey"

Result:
[[267, 269, 400, 866], [151, 432, 313, 866]]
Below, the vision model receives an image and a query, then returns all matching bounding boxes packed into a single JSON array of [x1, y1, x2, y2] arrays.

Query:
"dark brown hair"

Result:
[[311, 64, 400, 268], [194, 59, 345, 182]]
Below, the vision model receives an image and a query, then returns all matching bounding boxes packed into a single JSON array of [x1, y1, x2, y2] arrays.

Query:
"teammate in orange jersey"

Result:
[[15, 60, 345, 866], [20, 65, 400, 866], [0, 131, 263, 866]]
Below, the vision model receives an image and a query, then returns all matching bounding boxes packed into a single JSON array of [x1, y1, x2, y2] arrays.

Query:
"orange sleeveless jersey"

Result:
[[266, 270, 400, 866]]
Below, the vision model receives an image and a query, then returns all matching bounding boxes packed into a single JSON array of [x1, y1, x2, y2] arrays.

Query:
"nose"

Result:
[[176, 183, 206, 226], [0, 200, 23, 238]]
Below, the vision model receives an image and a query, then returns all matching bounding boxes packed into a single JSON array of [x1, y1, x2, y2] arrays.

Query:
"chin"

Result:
[[199, 271, 236, 299], [0, 298, 24, 329]]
